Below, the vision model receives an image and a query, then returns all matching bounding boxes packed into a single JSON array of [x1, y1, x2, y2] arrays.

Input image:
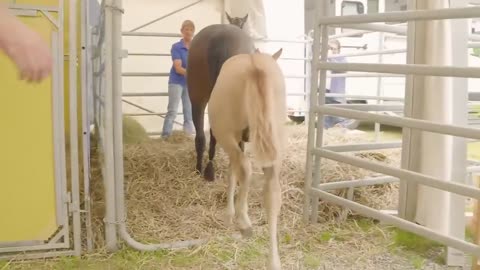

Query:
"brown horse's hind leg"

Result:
[[238, 127, 249, 152], [192, 103, 206, 176], [204, 128, 217, 181], [241, 127, 249, 142]]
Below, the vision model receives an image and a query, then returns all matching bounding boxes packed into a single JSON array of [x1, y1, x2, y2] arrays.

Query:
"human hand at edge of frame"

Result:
[[0, 8, 53, 83]]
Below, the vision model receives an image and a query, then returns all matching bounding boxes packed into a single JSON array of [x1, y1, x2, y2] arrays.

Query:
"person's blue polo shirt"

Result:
[[169, 39, 188, 87]]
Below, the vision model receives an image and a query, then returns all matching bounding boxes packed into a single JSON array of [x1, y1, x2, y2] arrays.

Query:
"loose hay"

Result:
[[89, 124, 401, 251]]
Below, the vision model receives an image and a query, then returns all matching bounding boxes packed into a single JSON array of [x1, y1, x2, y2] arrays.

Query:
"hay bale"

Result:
[[122, 116, 149, 144], [88, 116, 148, 148], [89, 124, 400, 248]]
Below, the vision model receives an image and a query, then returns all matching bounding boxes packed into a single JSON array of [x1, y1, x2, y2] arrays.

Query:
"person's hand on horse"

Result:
[[0, 5, 53, 83]]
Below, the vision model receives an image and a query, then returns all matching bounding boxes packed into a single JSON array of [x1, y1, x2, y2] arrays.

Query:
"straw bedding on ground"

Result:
[[3, 122, 458, 269], [82, 122, 460, 269], [89, 123, 401, 251]]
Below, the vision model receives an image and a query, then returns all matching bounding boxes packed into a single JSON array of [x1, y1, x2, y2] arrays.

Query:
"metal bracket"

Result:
[[11, 9, 38, 17], [8, 5, 59, 29], [105, 4, 124, 14], [40, 10, 59, 29]]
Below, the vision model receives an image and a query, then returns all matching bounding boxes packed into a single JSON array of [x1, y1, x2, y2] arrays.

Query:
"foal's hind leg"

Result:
[[223, 138, 253, 236], [204, 129, 217, 181], [192, 104, 206, 176], [224, 159, 236, 226], [263, 164, 282, 270], [232, 147, 253, 237]]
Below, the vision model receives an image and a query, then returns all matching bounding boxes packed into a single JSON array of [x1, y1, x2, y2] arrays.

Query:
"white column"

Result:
[[412, 0, 453, 233], [401, 0, 467, 266]]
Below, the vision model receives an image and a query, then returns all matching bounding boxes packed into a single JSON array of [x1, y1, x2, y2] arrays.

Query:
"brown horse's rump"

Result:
[[186, 22, 255, 181], [187, 24, 255, 105]]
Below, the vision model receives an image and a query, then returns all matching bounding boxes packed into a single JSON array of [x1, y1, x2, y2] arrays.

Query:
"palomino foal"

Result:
[[208, 49, 286, 270]]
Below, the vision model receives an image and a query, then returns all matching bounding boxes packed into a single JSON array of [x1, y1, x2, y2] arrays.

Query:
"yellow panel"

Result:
[[0, 14, 57, 242]]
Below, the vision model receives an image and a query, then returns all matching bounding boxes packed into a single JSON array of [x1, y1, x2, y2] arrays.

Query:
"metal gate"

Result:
[[303, 0, 480, 264], [0, 1, 83, 260]]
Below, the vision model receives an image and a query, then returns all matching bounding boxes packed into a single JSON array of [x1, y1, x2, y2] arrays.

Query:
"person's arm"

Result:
[[0, 3, 52, 83], [171, 45, 186, 76]]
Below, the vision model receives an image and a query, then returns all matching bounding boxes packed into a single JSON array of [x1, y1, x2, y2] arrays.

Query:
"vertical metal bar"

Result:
[[398, 0, 418, 220], [103, 0, 118, 252], [303, 2, 322, 222], [310, 23, 330, 224], [220, 0, 226, 24], [69, 0, 82, 256], [58, 0, 70, 249], [374, 32, 385, 142], [81, 0, 94, 252], [111, 0, 129, 247], [51, 31, 65, 228], [304, 38, 312, 124]]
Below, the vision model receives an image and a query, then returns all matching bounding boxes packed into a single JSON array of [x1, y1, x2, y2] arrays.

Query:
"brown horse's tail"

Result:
[[246, 54, 278, 167]]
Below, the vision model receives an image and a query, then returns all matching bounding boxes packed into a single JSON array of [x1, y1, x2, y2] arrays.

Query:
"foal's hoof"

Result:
[[267, 259, 282, 270], [239, 227, 253, 238], [204, 162, 215, 182], [221, 214, 234, 227]]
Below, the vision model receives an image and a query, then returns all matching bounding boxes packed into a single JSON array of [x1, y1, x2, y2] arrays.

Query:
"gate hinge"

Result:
[[65, 192, 80, 214]]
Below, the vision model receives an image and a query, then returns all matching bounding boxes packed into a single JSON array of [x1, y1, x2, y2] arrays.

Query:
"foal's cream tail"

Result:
[[246, 54, 278, 167]]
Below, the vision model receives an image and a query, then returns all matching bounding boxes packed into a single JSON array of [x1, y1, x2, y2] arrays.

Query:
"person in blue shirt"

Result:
[[161, 20, 196, 138]]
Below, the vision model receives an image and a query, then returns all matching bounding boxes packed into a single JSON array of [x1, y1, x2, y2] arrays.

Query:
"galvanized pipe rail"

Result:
[[304, 2, 480, 260]]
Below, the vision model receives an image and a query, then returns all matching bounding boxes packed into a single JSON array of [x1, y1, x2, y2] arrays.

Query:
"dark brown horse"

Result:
[[187, 13, 255, 181]]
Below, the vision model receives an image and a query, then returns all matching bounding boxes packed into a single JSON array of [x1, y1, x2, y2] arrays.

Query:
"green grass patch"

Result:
[[466, 226, 475, 243], [410, 254, 426, 269], [354, 217, 377, 232], [388, 228, 446, 267], [473, 48, 480, 58], [304, 253, 323, 269], [237, 237, 267, 268], [391, 228, 443, 254], [1, 247, 206, 270]]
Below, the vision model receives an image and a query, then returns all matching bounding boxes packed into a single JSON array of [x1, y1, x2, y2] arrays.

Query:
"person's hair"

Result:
[[329, 39, 340, 49], [181, 20, 195, 31]]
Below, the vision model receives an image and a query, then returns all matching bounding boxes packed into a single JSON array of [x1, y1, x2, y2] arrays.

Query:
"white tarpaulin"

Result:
[[408, 0, 468, 265], [406, 3, 467, 264]]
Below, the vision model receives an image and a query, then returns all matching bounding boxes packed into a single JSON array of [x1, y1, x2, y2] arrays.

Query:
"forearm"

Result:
[[0, 3, 17, 49], [175, 67, 187, 76]]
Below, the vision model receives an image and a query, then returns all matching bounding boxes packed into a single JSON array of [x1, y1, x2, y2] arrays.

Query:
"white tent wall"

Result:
[[121, 0, 305, 134], [121, 0, 223, 134], [398, 0, 468, 266], [260, 0, 306, 113], [224, 0, 267, 38]]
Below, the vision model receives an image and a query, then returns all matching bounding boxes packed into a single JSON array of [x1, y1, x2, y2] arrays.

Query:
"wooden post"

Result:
[[472, 174, 480, 270]]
